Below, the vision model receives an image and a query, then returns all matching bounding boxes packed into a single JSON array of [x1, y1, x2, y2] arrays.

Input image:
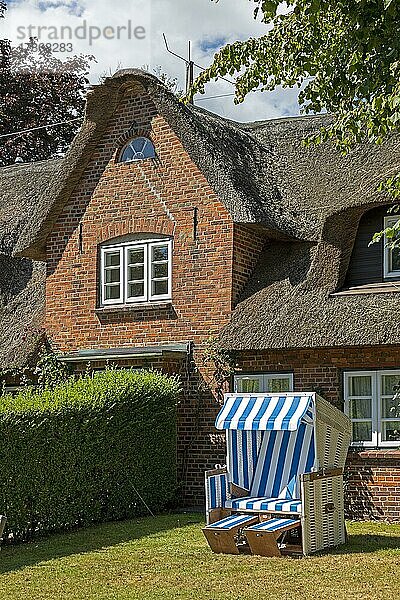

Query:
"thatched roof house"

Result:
[[2, 69, 400, 368]]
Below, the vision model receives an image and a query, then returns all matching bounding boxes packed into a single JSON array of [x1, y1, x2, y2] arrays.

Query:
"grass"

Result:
[[0, 515, 399, 600]]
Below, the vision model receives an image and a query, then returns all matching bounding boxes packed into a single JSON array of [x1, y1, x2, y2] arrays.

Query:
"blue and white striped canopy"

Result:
[[215, 394, 315, 431]]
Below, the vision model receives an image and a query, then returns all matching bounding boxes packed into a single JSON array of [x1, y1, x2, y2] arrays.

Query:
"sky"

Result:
[[0, 0, 301, 122]]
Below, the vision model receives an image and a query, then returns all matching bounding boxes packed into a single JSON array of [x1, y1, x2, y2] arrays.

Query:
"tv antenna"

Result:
[[163, 33, 234, 105]]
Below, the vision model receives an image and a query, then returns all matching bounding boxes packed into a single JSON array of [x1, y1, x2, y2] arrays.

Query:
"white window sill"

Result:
[[95, 301, 173, 314], [331, 281, 400, 297]]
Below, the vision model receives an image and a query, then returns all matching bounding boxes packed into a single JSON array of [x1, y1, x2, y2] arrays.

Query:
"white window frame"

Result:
[[148, 240, 173, 302], [234, 373, 294, 393], [101, 246, 124, 306], [383, 216, 400, 279], [344, 369, 400, 448], [124, 244, 148, 304], [100, 238, 172, 306]]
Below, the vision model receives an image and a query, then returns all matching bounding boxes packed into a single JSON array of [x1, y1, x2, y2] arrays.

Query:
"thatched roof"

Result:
[[0, 160, 60, 368], [0, 160, 62, 255], [220, 239, 400, 350], [14, 69, 400, 260], [0, 257, 46, 369], [2, 69, 400, 359]]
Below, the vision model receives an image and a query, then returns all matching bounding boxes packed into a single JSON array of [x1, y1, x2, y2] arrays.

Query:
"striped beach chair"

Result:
[[203, 393, 351, 556]]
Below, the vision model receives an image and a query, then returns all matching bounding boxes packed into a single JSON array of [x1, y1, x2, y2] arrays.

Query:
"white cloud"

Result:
[[1, 0, 301, 121]]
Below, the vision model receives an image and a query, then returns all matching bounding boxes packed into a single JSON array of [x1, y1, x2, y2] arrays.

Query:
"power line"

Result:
[[196, 93, 235, 102], [0, 117, 83, 140]]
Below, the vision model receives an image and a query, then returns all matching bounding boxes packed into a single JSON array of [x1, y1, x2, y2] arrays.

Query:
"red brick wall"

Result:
[[46, 86, 234, 352], [44, 82, 400, 518], [232, 224, 266, 305], [45, 84, 233, 506], [346, 450, 400, 521]]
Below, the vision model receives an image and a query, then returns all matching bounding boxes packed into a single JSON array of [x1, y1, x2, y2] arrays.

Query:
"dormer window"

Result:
[[118, 137, 156, 163], [343, 207, 400, 290], [100, 237, 172, 306], [383, 216, 400, 279]]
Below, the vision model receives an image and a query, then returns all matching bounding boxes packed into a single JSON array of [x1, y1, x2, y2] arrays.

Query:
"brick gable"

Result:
[[46, 87, 234, 354]]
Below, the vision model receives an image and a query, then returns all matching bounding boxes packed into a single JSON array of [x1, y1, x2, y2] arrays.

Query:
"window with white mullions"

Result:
[[119, 137, 156, 163], [344, 370, 400, 447], [234, 373, 294, 394], [100, 238, 172, 306], [150, 243, 170, 300], [383, 216, 400, 279], [126, 245, 147, 301], [380, 373, 400, 443], [102, 248, 123, 304]]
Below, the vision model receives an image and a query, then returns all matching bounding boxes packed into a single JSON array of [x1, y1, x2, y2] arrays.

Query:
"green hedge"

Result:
[[0, 369, 180, 542]]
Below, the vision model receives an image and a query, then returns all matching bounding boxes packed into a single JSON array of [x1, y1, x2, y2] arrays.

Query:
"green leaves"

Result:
[[0, 369, 180, 542], [187, 0, 400, 206]]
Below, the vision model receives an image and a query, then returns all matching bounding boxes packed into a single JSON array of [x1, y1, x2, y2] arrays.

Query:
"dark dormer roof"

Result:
[[220, 239, 400, 350]]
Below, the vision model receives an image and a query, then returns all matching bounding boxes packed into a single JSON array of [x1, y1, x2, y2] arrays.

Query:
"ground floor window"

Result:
[[234, 373, 294, 394], [344, 370, 400, 447]]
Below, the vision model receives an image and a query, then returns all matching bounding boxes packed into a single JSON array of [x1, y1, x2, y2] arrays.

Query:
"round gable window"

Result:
[[119, 137, 156, 162]]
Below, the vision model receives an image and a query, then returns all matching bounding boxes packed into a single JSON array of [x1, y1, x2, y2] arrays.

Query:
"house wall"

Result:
[[45, 84, 235, 504], [232, 224, 267, 305], [46, 86, 234, 353], [235, 345, 400, 521], [43, 83, 400, 516]]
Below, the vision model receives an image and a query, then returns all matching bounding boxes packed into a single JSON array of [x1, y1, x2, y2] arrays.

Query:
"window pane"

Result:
[[382, 397, 400, 419], [391, 247, 400, 272], [128, 248, 144, 265], [152, 246, 168, 262], [381, 374, 400, 396], [352, 422, 372, 442], [105, 285, 121, 300], [105, 252, 120, 267], [348, 375, 372, 397], [120, 138, 155, 162], [152, 280, 168, 296], [128, 282, 145, 298], [350, 398, 372, 419], [238, 378, 260, 393], [152, 263, 168, 278], [120, 144, 135, 162], [131, 137, 155, 158], [128, 265, 144, 281], [266, 378, 291, 393], [105, 269, 120, 284], [382, 421, 400, 442]]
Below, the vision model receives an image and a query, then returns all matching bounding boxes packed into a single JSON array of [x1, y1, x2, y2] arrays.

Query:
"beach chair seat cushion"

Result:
[[243, 517, 301, 557], [225, 496, 302, 514], [202, 513, 259, 555]]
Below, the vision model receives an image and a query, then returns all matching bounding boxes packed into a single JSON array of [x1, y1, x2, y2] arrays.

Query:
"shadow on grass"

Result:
[[0, 512, 203, 575], [330, 532, 400, 555]]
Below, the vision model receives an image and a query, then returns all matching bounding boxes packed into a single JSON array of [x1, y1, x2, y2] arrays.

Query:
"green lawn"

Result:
[[0, 514, 399, 600]]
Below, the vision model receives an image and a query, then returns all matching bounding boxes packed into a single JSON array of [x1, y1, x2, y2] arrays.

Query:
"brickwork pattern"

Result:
[[45, 86, 232, 507], [46, 87, 234, 353], [44, 83, 400, 519], [232, 224, 267, 305]]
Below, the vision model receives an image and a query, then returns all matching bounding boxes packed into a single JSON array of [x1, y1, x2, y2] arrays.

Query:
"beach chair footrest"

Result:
[[203, 514, 258, 555], [244, 518, 301, 557]]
